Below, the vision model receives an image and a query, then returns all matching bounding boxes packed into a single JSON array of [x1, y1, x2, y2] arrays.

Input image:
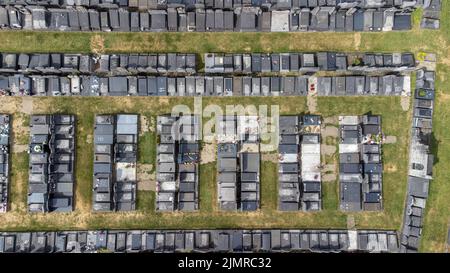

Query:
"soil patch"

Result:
[[321, 144, 336, 155], [321, 126, 339, 138], [384, 136, 397, 144], [137, 164, 155, 191], [261, 153, 278, 163]]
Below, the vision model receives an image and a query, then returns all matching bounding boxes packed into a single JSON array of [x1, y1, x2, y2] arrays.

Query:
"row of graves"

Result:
[[217, 115, 261, 211], [92, 114, 138, 211], [0, 228, 399, 253], [400, 69, 435, 252], [156, 115, 200, 211], [339, 115, 383, 211], [278, 115, 321, 211], [0, 4, 418, 32], [0, 74, 411, 96], [205, 52, 416, 74], [27, 115, 76, 212], [0, 53, 197, 75], [0, 114, 9, 212]]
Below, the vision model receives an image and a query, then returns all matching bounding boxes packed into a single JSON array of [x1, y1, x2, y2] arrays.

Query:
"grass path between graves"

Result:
[[0, 4, 449, 252]]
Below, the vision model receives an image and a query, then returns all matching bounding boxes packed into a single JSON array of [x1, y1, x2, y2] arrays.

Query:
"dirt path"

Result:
[[260, 142, 277, 153], [401, 96, 410, 111], [137, 164, 155, 191], [347, 215, 356, 229], [322, 164, 337, 182], [384, 136, 398, 144], [321, 145, 336, 155], [11, 114, 29, 145], [323, 116, 338, 125], [21, 97, 34, 114], [12, 144, 28, 153], [201, 142, 216, 164], [321, 125, 339, 138], [261, 152, 278, 163], [321, 121, 339, 182], [90, 35, 105, 54], [307, 77, 318, 113], [0, 97, 19, 112], [139, 115, 150, 136], [322, 174, 337, 182], [307, 94, 317, 113]]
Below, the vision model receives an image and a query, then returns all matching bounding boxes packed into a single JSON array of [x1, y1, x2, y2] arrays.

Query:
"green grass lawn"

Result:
[[138, 118, 157, 169], [0, 3, 449, 252]]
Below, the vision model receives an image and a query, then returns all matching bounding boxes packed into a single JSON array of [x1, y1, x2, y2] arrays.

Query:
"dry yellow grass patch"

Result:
[[261, 153, 278, 163], [384, 163, 398, 173], [90, 35, 105, 54], [438, 93, 450, 101], [354, 33, 361, 50]]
